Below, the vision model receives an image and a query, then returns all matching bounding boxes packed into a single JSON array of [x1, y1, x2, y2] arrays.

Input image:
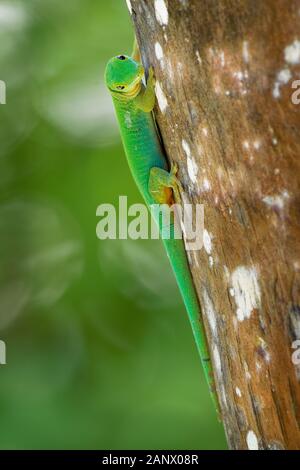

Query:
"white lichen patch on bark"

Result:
[[258, 337, 271, 363], [155, 42, 164, 61], [284, 39, 300, 65], [243, 361, 252, 381], [202, 288, 218, 337], [243, 139, 262, 153], [235, 386, 242, 397], [272, 40, 300, 99], [202, 178, 211, 191], [219, 50, 225, 67], [231, 266, 261, 322], [246, 430, 259, 450], [181, 139, 191, 157], [155, 81, 168, 113], [262, 191, 289, 211], [242, 40, 250, 63], [182, 139, 199, 184], [253, 139, 261, 150], [195, 50, 202, 64], [224, 265, 230, 280], [154, 0, 169, 26], [187, 158, 198, 184], [203, 229, 212, 254], [212, 345, 227, 410], [273, 68, 292, 98], [213, 344, 222, 375]]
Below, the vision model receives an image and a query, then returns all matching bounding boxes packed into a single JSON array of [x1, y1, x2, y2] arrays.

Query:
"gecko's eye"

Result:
[[116, 85, 125, 90], [117, 55, 126, 60]]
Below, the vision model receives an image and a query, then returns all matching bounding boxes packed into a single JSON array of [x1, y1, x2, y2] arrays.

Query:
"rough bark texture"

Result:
[[128, 0, 300, 450]]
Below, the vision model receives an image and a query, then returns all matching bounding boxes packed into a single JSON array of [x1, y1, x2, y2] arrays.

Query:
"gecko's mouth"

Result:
[[109, 65, 144, 100], [123, 65, 144, 98]]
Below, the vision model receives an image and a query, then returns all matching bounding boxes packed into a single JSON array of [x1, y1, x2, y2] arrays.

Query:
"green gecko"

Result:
[[105, 44, 219, 414]]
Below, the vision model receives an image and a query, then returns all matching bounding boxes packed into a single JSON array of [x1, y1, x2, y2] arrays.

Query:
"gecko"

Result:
[[104, 42, 219, 414]]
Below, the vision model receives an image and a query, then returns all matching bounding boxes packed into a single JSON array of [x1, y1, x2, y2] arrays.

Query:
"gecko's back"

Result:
[[112, 96, 167, 205]]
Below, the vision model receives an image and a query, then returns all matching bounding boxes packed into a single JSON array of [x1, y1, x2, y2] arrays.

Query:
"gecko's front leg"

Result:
[[135, 67, 156, 113]]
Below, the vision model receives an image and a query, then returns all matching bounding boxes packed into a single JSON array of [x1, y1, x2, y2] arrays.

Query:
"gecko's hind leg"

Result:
[[148, 163, 183, 205]]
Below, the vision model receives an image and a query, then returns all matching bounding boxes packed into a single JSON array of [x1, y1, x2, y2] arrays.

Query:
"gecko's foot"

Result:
[[148, 67, 155, 87], [170, 162, 178, 176], [148, 164, 183, 205]]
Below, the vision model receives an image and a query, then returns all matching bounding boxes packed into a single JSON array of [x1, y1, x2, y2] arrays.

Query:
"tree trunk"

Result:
[[127, 0, 300, 450]]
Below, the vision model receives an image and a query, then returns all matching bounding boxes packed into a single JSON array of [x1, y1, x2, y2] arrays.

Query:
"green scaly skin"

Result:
[[105, 52, 219, 414]]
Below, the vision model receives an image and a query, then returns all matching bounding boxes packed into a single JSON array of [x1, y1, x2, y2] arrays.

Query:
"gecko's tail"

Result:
[[162, 234, 220, 413]]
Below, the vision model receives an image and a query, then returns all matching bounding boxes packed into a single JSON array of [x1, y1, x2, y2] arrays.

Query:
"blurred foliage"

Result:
[[0, 0, 226, 449]]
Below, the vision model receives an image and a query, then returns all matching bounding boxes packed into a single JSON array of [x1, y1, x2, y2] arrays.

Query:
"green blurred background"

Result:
[[0, 0, 226, 449]]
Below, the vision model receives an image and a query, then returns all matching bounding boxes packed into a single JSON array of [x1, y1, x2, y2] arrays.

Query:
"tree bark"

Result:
[[128, 0, 300, 450]]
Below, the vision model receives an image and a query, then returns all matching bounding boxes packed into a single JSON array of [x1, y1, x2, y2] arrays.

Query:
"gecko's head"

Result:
[[105, 55, 144, 99]]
